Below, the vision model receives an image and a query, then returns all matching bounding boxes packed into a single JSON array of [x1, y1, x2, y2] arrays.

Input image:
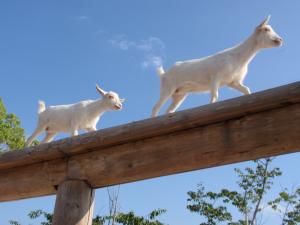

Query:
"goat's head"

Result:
[[254, 15, 283, 49], [96, 84, 124, 110]]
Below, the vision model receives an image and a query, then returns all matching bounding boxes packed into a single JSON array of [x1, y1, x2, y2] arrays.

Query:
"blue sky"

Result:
[[0, 1, 299, 224]]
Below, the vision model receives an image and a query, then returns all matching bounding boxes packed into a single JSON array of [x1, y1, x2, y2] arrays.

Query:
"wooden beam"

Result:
[[52, 180, 95, 225], [0, 82, 299, 202], [1, 82, 300, 170]]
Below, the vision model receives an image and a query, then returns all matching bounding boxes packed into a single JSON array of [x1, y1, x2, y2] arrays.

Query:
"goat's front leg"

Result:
[[152, 92, 172, 117], [70, 120, 79, 136], [228, 82, 251, 95], [210, 81, 220, 103], [26, 125, 44, 147]]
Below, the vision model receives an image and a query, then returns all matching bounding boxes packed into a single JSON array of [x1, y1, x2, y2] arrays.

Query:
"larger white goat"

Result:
[[26, 84, 124, 146], [152, 16, 283, 117]]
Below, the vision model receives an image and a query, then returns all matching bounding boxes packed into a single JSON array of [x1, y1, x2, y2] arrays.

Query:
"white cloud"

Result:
[[109, 38, 134, 50], [261, 202, 285, 214], [79, 16, 88, 20], [109, 35, 164, 52], [96, 29, 108, 36], [108, 35, 165, 69], [136, 37, 165, 52], [259, 202, 286, 222], [70, 16, 88, 21], [142, 55, 163, 68]]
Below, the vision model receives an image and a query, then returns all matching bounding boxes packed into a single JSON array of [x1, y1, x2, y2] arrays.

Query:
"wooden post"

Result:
[[52, 180, 95, 225]]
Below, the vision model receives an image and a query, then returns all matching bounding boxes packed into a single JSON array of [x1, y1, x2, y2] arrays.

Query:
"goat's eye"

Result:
[[108, 95, 114, 99], [264, 28, 270, 32]]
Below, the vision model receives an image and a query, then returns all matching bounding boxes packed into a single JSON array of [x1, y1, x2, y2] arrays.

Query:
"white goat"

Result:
[[26, 84, 124, 146], [152, 16, 283, 117]]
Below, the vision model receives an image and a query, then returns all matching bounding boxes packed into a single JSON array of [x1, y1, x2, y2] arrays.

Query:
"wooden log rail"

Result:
[[0, 82, 299, 204]]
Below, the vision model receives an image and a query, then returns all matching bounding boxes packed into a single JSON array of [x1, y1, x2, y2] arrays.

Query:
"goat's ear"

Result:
[[256, 15, 271, 29], [95, 84, 106, 96], [120, 98, 125, 103]]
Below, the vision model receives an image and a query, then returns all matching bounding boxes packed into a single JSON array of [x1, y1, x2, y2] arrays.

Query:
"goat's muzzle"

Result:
[[115, 104, 122, 110], [273, 38, 283, 46]]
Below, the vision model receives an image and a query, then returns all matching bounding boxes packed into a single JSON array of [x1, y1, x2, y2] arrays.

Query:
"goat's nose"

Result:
[[274, 37, 283, 46], [115, 103, 122, 110]]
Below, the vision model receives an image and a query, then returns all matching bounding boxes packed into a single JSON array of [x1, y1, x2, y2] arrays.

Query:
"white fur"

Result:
[[152, 16, 283, 117], [26, 85, 124, 146]]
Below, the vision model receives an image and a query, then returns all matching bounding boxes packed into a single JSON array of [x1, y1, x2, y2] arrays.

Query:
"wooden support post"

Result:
[[52, 180, 95, 225]]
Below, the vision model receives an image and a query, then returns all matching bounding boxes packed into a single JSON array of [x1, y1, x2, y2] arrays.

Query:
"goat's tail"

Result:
[[156, 66, 165, 77], [37, 100, 46, 114]]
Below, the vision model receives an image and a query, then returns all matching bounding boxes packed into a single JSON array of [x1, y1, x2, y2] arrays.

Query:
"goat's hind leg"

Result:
[[210, 81, 220, 103], [41, 132, 57, 144], [166, 93, 187, 114], [228, 82, 251, 95]]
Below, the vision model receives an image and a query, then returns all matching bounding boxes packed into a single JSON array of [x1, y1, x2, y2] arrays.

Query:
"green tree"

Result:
[[8, 221, 21, 225], [187, 158, 288, 225], [10, 209, 167, 225], [28, 210, 53, 225], [114, 209, 167, 225], [187, 183, 233, 225], [9, 209, 52, 225], [0, 98, 26, 152], [268, 187, 300, 225]]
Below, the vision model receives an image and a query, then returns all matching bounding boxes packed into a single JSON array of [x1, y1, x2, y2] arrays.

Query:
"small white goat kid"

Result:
[[26, 85, 124, 146], [152, 16, 283, 117]]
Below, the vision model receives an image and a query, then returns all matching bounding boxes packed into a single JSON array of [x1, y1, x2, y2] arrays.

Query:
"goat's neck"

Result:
[[88, 99, 110, 118], [233, 32, 260, 66]]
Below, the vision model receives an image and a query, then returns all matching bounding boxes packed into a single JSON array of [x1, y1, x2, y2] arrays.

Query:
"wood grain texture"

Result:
[[0, 82, 299, 171], [0, 82, 299, 202], [52, 180, 95, 225]]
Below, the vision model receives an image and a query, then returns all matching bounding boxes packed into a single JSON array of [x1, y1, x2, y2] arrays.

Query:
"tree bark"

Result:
[[250, 160, 269, 225], [52, 180, 95, 225]]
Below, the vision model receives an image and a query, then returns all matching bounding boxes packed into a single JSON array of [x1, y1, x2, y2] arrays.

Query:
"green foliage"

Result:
[[187, 158, 283, 225], [115, 209, 167, 225], [149, 209, 166, 220], [92, 215, 106, 225], [0, 98, 26, 152], [9, 220, 21, 225], [28, 210, 53, 225], [187, 183, 233, 225], [10, 209, 166, 225], [268, 187, 300, 225]]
